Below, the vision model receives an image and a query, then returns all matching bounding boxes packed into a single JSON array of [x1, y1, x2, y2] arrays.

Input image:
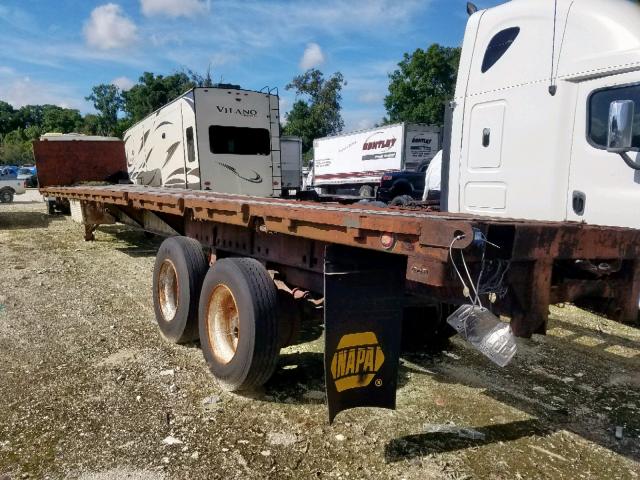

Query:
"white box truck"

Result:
[[309, 123, 439, 196], [124, 86, 282, 197]]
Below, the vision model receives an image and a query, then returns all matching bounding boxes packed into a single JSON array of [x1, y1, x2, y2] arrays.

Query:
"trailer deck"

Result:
[[41, 184, 640, 334]]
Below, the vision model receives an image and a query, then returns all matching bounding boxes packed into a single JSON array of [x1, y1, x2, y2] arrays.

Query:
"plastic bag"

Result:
[[446, 304, 517, 367]]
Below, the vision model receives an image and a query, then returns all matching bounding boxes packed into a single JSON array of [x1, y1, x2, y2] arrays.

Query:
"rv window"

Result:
[[209, 126, 270, 155], [186, 126, 196, 162], [589, 84, 640, 150], [481, 27, 520, 73]]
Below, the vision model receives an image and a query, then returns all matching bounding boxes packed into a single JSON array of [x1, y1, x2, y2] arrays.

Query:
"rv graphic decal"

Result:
[[218, 162, 263, 183], [216, 106, 258, 117], [155, 121, 173, 131], [165, 167, 185, 182], [162, 142, 181, 168]]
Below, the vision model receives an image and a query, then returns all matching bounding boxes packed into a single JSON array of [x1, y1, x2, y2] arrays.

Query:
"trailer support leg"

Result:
[[618, 259, 640, 325], [84, 224, 97, 241], [510, 259, 552, 337], [323, 245, 405, 423]]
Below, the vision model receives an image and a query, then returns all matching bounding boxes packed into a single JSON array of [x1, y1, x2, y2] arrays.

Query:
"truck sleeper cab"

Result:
[[447, 0, 640, 230]]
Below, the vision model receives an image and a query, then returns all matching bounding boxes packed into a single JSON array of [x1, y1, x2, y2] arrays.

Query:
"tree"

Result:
[[0, 128, 34, 165], [41, 105, 83, 133], [0, 101, 17, 137], [86, 84, 123, 136], [121, 72, 196, 122], [384, 44, 461, 125], [283, 69, 346, 154]]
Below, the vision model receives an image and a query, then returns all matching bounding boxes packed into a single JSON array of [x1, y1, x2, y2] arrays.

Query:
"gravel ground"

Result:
[[0, 192, 639, 479]]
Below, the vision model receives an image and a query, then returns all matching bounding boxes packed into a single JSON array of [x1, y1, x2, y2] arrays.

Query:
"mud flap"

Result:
[[324, 245, 405, 423]]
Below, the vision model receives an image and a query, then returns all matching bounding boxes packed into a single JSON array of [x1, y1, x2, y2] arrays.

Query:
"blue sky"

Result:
[[0, 0, 502, 130]]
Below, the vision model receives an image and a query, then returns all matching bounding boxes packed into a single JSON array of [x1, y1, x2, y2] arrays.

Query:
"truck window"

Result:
[[209, 126, 270, 155], [186, 126, 196, 162], [481, 27, 520, 73], [588, 84, 640, 150]]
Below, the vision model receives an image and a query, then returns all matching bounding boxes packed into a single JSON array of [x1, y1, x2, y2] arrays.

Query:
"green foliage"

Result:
[[384, 44, 461, 126], [283, 69, 346, 153], [41, 105, 83, 133], [86, 84, 124, 136], [122, 72, 195, 123], [0, 127, 34, 165]]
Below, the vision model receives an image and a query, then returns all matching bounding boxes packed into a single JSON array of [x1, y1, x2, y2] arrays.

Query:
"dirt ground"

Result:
[[0, 191, 639, 479]]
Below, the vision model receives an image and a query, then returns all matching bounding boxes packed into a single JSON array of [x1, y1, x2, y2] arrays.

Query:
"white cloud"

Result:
[[111, 76, 135, 91], [356, 118, 375, 130], [300, 43, 325, 70], [140, 0, 209, 18], [0, 66, 16, 76], [0, 75, 88, 111], [358, 91, 383, 104], [83, 4, 138, 50]]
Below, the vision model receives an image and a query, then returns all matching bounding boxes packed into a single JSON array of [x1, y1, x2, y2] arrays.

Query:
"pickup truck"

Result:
[[376, 165, 427, 205], [0, 175, 26, 203]]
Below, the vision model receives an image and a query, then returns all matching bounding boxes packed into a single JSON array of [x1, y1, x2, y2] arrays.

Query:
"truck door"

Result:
[[567, 73, 640, 229]]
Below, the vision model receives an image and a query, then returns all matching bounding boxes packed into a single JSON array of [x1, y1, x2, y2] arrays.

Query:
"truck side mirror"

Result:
[[607, 100, 635, 153]]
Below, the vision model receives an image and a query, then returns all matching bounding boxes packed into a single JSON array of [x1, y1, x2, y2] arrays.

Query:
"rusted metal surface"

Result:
[[34, 140, 127, 188], [40, 184, 640, 335]]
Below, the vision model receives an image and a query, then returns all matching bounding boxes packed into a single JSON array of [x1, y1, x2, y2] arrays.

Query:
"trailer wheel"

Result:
[[0, 189, 14, 203], [199, 258, 280, 391], [152, 236, 208, 343], [358, 185, 374, 197], [390, 194, 413, 207]]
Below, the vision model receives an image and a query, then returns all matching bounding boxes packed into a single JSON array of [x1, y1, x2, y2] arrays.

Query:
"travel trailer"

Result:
[[124, 86, 282, 197]]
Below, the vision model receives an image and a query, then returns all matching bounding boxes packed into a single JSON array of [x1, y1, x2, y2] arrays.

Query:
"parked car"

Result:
[[0, 176, 26, 203], [17, 166, 37, 187], [0, 166, 18, 178]]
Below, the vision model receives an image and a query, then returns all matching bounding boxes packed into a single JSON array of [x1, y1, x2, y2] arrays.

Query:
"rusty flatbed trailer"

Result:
[[41, 184, 640, 420]]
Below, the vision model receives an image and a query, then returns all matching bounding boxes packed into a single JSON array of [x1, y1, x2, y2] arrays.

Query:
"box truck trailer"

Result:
[[38, 0, 640, 422], [124, 86, 282, 198], [280, 136, 303, 195], [309, 123, 440, 197]]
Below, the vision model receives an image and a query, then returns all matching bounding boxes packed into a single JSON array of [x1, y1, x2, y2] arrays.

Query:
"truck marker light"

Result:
[[380, 233, 395, 250]]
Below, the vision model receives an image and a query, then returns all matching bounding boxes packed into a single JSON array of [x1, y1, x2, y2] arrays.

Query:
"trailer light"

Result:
[[381, 175, 393, 182], [380, 232, 395, 250]]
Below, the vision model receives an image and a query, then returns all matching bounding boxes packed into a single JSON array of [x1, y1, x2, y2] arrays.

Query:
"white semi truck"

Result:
[[124, 86, 283, 197], [309, 123, 440, 197], [445, 0, 640, 230]]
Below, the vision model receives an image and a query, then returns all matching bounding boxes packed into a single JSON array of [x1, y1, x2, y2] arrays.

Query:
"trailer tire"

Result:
[[152, 236, 208, 344], [198, 257, 280, 391], [390, 194, 413, 207], [358, 185, 374, 197], [0, 189, 14, 203]]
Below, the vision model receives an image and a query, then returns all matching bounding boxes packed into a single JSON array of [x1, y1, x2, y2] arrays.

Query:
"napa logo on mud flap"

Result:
[[330, 332, 385, 392]]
